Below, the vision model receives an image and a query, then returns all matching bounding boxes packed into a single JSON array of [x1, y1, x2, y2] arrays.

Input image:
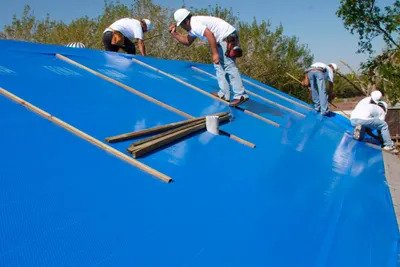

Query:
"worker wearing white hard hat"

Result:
[[169, 8, 249, 107], [350, 90, 398, 153], [103, 18, 153, 55], [305, 62, 338, 116]]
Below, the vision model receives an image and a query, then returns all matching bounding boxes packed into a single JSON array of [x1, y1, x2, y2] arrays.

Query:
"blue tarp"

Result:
[[0, 40, 398, 266]]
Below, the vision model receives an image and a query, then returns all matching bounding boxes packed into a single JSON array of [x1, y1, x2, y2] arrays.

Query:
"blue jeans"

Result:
[[351, 118, 394, 147], [308, 70, 329, 114], [213, 39, 248, 100]]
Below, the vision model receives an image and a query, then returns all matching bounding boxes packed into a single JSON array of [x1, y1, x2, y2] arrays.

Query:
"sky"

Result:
[[0, 0, 393, 72]]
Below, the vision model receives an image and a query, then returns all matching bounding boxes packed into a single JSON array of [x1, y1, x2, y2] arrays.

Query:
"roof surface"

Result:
[[0, 40, 398, 266]]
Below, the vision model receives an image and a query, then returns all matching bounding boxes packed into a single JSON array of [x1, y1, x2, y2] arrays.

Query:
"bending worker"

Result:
[[350, 90, 398, 154], [169, 8, 249, 107], [305, 62, 337, 116], [103, 18, 153, 55]]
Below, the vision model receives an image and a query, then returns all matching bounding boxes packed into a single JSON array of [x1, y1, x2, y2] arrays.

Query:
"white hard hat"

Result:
[[370, 90, 382, 103], [174, 8, 190, 26], [65, 42, 85, 48], [143, 19, 153, 31], [329, 63, 338, 71]]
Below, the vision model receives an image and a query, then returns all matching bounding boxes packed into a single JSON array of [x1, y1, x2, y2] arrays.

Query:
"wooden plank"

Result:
[[0, 87, 172, 183], [127, 119, 205, 153], [131, 57, 280, 128], [107, 117, 204, 143], [236, 106, 280, 127], [242, 75, 313, 110], [106, 111, 229, 143], [191, 66, 305, 118], [192, 66, 312, 111], [128, 113, 231, 153], [56, 54, 255, 148], [285, 72, 348, 115], [131, 123, 206, 158], [56, 53, 192, 119]]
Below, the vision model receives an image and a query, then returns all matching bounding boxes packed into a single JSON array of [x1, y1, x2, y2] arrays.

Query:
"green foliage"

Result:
[[337, 0, 400, 53], [334, 74, 364, 98], [337, 0, 400, 104], [238, 19, 313, 100], [361, 50, 400, 105], [3, 5, 36, 41], [193, 5, 239, 26]]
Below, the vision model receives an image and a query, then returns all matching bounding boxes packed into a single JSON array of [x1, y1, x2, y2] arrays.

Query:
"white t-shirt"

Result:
[[188, 16, 236, 43], [105, 18, 144, 40], [350, 97, 386, 121], [311, 62, 334, 82]]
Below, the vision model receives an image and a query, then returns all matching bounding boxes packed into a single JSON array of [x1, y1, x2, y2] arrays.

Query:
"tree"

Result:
[[337, 0, 400, 104], [238, 19, 313, 100], [337, 0, 400, 53], [3, 5, 37, 41]]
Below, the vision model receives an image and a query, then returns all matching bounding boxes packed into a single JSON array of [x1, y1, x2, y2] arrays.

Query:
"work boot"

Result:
[[383, 145, 399, 154], [229, 95, 249, 107], [353, 124, 364, 141], [211, 91, 228, 102]]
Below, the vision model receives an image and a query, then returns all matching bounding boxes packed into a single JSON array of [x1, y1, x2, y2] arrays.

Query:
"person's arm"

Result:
[[202, 28, 219, 64], [169, 24, 196, 46], [137, 39, 146, 56], [379, 112, 386, 121], [328, 81, 334, 93], [327, 81, 334, 101]]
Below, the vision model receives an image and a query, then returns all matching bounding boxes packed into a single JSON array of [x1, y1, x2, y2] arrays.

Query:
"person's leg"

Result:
[[370, 119, 394, 147], [308, 71, 320, 112], [354, 118, 394, 147], [122, 37, 136, 55], [351, 119, 365, 140], [213, 44, 231, 100], [102, 31, 119, 52], [219, 40, 248, 100], [315, 71, 329, 115]]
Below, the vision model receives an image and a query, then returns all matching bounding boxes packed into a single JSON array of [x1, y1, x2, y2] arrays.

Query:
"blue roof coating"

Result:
[[0, 40, 398, 266]]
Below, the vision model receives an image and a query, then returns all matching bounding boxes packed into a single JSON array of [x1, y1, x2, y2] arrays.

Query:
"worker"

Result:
[[363, 100, 388, 143], [350, 90, 398, 153], [103, 18, 153, 55], [169, 8, 249, 107], [305, 62, 337, 116]]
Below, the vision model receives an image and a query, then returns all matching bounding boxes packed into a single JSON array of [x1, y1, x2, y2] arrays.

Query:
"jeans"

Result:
[[351, 118, 394, 147], [308, 70, 329, 114], [213, 39, 247, 100]]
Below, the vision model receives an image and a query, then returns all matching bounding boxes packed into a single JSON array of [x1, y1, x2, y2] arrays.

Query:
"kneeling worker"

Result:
[[350, 90, 398, 153], [103, 18, 153, 55]]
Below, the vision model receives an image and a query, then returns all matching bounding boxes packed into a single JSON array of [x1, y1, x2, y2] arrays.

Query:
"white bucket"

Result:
[[206, 115, 219, 135]]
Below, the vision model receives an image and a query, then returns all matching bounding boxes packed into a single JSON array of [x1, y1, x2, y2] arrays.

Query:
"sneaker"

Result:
[[229, 95, 249, 107], [383, 146, 399, 154], [211, 91, 228, 102], [321, 111, 332, 117], [353, 124, 364, 141]]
